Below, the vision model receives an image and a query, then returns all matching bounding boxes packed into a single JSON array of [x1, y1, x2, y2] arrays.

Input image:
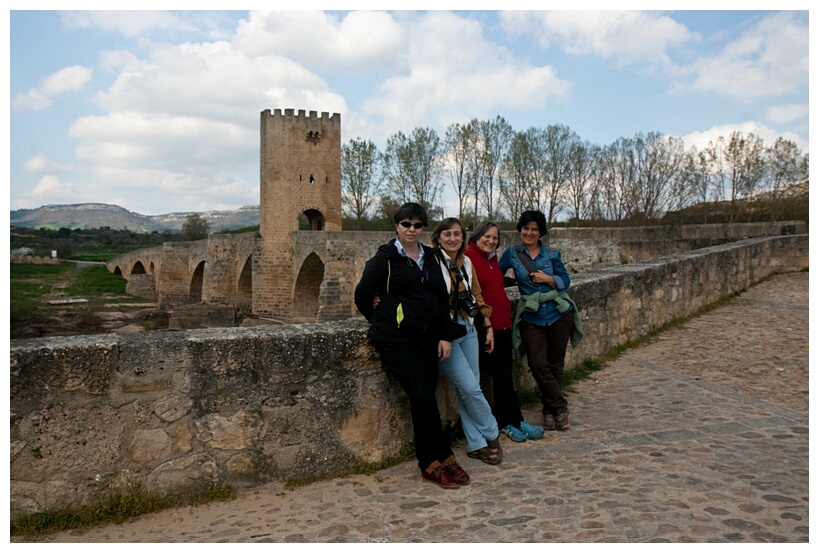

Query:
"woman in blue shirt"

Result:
[[499, 210, 575, 431]]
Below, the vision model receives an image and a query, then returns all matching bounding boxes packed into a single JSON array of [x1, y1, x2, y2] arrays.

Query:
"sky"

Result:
[[5, 2, 813, 217]]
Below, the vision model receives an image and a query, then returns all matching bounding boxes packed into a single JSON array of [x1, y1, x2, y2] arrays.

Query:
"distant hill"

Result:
[[10, 203, 261, 232]]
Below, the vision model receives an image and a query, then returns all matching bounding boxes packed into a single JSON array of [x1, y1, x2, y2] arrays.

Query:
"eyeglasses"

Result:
[[398, 221, 424, 229]]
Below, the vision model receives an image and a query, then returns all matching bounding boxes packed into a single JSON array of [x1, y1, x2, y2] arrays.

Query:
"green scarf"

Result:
[[512, 290, 584, 355]]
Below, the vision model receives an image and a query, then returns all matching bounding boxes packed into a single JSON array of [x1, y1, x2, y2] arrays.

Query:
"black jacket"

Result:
[[355, 239, 453, 345]]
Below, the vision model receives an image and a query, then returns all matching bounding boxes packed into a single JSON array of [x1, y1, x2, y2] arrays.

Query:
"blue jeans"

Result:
[[439, 316, 499, 452]]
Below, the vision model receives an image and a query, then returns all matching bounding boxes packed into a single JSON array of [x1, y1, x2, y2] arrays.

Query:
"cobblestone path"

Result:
[[27, 271, 809, 543]]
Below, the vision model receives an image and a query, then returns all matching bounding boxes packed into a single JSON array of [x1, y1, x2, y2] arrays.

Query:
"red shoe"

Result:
[[443, 460, 470, 485], [421, 463, 460, 489]]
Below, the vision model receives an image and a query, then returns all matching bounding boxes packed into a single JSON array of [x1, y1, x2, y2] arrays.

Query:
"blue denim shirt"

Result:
[[499, 242, 572, 327]]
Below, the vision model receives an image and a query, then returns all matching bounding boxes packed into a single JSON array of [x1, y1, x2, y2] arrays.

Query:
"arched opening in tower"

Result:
[[189, 261, 206, 303], [293, 253, 324, 322], [299, 209, 325, 230], [237, 256, 253, 314]]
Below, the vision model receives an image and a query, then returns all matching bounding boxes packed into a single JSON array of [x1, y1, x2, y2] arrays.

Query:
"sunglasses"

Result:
[[398, 221, 425, 229]]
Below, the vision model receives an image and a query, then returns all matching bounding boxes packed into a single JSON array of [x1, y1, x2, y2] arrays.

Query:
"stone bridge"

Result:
[[107, 221, 806, 324]]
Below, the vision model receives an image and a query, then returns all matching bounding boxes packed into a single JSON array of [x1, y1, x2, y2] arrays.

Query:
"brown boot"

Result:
[[421, 460, 460, 489], [441, 455, 470, 485]]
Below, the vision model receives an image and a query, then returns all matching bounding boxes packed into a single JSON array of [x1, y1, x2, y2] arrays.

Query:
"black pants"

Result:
[[374, 339, 453, 471], [478, 327, 523, 429], [519, 312, 573, 416]]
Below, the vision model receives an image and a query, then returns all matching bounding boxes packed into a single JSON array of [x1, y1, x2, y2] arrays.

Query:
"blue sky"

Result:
[[5, 3, 812, 217]]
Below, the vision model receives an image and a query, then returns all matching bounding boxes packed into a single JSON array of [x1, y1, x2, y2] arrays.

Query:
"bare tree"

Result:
[[341, 138, 383, 228], [541, 124, 579, 224], [182, 214, 209, 240], [477, 116, 513, 220], [763, 137, 809, 221], [595, 138, 635, 222], [664, 146, 706, 224], [383, 127, 443, 213], [444, 121, 474, 220], [498, 129, 538, 220], [564, 140, 595, 221], [631, 133, 688, 220], [705, 132, 766, 222]]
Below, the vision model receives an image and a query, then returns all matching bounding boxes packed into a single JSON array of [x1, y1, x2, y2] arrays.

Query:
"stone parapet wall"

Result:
[[10, 234, 808, 516], [11, 255, 59, 265]]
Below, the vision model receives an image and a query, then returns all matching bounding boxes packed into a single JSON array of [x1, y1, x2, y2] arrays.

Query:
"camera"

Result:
[[456, 291, 480, 318]]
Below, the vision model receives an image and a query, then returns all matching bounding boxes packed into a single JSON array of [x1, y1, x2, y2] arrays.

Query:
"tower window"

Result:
[[310, 175, 314, 184]]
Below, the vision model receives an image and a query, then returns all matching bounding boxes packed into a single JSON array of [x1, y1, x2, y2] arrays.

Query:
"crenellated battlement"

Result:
[[263, 108, 341, 123]]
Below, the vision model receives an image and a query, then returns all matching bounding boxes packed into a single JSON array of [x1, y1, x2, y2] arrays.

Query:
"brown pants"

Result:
[[519, 312, 574, 415]]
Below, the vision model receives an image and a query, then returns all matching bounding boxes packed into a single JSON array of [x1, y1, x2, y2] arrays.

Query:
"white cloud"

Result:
[[22, 155, 80, 175], [233, 11, 404, 69], [13, 175, 78, 209], [767, 103, 808, 124], [681, 121, 808, 153], [93, 40, 348, 127], [361, 11, 571, 139], [60, 10, 196, 38], [682, 12, 808, 99], [11, 89, 52, 113], [500, 11, 695, 67], [41, 65, 93, 96], [69, 111, 256, 170], [11, 65, 92, 113], [99, 50, 140, 72], [65, 36, 350, 186]]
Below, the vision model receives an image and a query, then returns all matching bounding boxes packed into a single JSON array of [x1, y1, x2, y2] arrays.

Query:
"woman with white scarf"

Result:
[[431, 217, 502, 465]]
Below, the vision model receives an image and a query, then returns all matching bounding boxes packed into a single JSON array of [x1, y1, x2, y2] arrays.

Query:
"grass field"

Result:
[[10, 262, 166, 339]]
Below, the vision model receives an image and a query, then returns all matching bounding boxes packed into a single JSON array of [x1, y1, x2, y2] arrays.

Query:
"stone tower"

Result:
[[254, 108, 342, 319]]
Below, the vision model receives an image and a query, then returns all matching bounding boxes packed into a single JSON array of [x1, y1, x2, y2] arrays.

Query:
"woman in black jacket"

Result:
[[355, 202, 469, 489]]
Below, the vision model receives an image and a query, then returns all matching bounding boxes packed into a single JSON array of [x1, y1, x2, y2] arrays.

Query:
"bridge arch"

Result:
[[293, 252, 324, 322], [132, 261, 147, 274]]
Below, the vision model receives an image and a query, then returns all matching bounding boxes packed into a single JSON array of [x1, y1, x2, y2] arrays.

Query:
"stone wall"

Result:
[[10, 234, 808, 516], [10, 255, 59, 265], [125, 274, 157, 301]]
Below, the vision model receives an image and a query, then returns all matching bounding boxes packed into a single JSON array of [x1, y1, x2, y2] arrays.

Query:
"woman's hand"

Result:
[[438, 340, 452, 360], [529, 270, 555, 287], [484, 327, 494, 354]]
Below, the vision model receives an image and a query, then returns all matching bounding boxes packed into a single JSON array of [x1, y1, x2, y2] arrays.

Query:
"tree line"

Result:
[[341, 116, 809, 229]]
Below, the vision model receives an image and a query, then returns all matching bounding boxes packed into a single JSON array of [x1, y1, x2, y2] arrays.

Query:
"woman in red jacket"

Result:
[[465, 221, 544, 442]]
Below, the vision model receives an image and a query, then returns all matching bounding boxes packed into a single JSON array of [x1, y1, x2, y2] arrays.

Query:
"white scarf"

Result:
[[438, 249, 476, 325]]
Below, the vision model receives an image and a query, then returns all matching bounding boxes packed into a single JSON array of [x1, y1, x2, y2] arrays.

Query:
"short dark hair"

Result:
[[468, 221, 501, 248], [393, 202, 428, 227], [516, 210, 548, 237], [431, 217, 466, 257]]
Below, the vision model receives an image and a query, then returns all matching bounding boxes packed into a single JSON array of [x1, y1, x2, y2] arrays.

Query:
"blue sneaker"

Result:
[[500, 424, 527, 442], [519, 420, 545, 440]]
